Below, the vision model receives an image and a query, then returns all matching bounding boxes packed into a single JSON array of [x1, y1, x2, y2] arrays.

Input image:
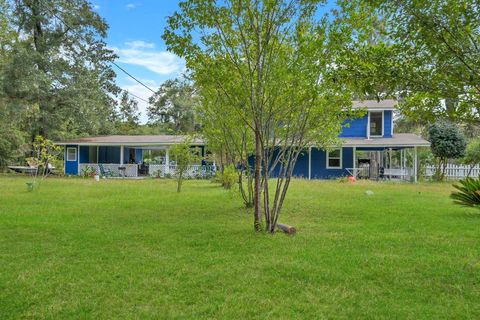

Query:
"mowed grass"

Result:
[[1, 176, 480, 319]]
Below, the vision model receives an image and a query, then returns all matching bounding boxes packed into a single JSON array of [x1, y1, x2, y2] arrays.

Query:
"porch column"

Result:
[[353, 147, 356, 177], [165, 148, 170, 174], [388, 148, 391, 169], [120, 145, 124, 165], [308, 146, 312, 180], [414, 146, 418, 183]]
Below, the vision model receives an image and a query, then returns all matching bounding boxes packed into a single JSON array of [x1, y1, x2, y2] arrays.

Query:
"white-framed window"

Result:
[[326, 148, 342, 169], [369, 111, 383, 137], [66, 147, 77, 161]]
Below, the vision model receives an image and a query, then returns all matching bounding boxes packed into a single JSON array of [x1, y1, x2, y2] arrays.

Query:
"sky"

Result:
[[92, 1, 337, 123], [92, 1, 184, 123]]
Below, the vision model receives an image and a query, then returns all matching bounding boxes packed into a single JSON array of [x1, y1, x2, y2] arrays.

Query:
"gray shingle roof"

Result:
[[56, 135, 205, 146], [342, 133, 430, 147], [352, 99, 398, 110]]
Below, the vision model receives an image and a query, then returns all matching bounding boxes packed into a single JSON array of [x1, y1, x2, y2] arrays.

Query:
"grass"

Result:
[[1, 176, 480, 319]]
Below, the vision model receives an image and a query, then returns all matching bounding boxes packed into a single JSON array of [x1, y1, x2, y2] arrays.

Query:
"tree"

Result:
[[428, 121, 467, 181], [198, 85, 255, 208], [115, 91, 140, 133], [148, 78, 198, 133], [169, 138, 200, 192], [1, 0, 120, 144], [27, 135, 61, 190], [164, 0, 354, 232], [335, 0, 480, 124], [0, 0, 25, 169], [461, 138, 480, 176]]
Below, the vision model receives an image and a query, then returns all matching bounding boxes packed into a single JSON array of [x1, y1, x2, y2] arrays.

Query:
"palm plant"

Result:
[[451, 178, 480, 209]]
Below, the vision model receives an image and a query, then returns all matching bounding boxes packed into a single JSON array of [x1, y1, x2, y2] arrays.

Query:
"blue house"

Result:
[[291, 99, 429, 181], [57, 135, 209, 177], [57, 100, 429, 181]]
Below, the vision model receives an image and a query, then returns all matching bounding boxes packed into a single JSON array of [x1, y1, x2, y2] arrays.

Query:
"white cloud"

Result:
[[124, 40, 155, 49], [111, 41, 184, 75], [120, 78, 158, 124], [93, 4, 100, 10], [126, 3, 136, 9]]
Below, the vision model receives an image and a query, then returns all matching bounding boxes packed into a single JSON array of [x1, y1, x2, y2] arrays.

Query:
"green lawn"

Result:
[[1, 176, 479, 319]]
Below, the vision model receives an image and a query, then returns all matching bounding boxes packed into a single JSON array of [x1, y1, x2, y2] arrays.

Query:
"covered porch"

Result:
[[58, 135, 215, 178], [343, 134, 430, 182]]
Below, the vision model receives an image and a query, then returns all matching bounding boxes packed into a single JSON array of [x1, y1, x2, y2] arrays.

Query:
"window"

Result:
[[327, 148, 342, 169], [369, 111, 383, 136], [67, 148, 77, 161]]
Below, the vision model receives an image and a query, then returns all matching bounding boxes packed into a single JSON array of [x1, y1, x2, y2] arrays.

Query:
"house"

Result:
[[57, 100, 429, 181], [286, 99, 430, 181], [56, 135, 209, 177]]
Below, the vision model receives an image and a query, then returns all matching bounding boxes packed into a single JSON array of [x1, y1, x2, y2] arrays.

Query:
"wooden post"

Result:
[[120, 145, 124, 165]]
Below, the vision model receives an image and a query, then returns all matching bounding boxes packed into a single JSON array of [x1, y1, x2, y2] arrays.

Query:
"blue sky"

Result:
[[92, 1, 337, 123], [93, 1, 184, 123]]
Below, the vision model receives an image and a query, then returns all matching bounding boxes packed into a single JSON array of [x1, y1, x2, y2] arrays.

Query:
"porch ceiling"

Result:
[[342, 133, 430, 148]]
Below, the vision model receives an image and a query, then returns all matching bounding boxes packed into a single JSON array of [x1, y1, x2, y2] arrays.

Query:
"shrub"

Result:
[[221, 164, 238, 189], [451, 177, 480, 209], [428, 121, 467, 181]]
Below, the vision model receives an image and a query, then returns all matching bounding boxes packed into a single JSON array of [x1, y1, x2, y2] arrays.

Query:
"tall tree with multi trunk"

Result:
[[164, 0, 354, 232]]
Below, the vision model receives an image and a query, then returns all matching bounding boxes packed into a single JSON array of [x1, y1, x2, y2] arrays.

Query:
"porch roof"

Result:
[[56, 135, 205, 146], [342, 133, 430, 148], [351, 99, 397, 111]]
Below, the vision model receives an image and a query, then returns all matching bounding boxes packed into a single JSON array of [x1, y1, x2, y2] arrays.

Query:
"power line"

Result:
[[41, 2, 157, 97], [125, 91, 150, 104], [111, 62, 157, 94]]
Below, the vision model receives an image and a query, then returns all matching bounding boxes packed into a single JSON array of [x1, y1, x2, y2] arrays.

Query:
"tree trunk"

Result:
[[253, 129, 262, 231]]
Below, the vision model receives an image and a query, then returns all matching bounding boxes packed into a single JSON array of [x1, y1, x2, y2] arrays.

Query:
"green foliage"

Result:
[[28, 135, 61, 189], [428, 122, 467, 160], [462, 138, 480, 168], [81, 166, 97, 178], [218, 164, 237, 190], [113, 91, 140, 133], [335, 0, 480, 123], [451, 178, 480, 209], [0, 0, 120, 152], [428, 121, 466, 181], [169, 138, 200, 192], [148, 78, 198, 133]]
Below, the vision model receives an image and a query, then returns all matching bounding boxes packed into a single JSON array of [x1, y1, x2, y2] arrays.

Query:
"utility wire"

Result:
[[125, 90, 150, 104], [41, 2, 158, 97]]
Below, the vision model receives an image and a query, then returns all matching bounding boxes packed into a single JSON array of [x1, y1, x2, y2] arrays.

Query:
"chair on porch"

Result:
[[98, 164, 113, 178]]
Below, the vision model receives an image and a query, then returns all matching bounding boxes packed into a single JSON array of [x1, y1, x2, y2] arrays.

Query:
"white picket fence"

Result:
[[148, 164, 216, 178], [425, 164, 480, 179]]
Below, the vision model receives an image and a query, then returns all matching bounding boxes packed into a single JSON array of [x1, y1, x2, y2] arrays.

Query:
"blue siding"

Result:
[[64, 145, 78, 175], [310, 147, 353, 179], [292, 149, 309, 178], [340, 116, 368, 138], [384, 110, 393, 137]]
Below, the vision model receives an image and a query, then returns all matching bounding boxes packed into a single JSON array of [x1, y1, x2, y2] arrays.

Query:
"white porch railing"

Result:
[[148, 164, 216, 178], [79, 163, 138, 177], [425, 164, 480, 179]]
